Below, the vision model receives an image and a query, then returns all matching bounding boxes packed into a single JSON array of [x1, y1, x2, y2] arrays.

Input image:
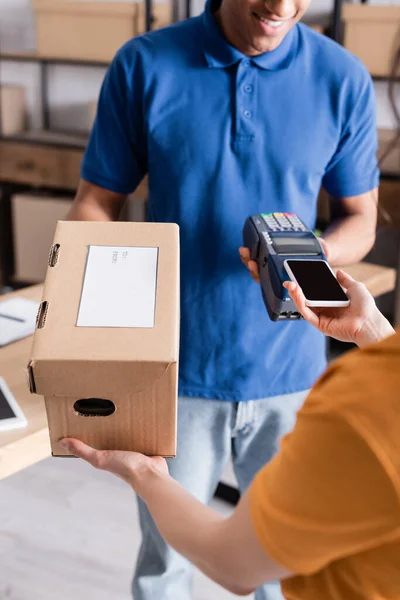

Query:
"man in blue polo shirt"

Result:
[[68, 0, 378, 597]]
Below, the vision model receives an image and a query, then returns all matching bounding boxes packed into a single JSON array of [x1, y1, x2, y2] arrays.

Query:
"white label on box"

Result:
[[77, 245, 158, 328]]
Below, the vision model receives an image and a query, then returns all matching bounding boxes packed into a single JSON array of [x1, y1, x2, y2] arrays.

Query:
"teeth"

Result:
[[256, 14, 283, 27]]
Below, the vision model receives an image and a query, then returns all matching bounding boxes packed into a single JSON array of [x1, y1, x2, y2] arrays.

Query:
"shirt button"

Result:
[[243, 110, 252, 118], [244, 84, 253, 93]]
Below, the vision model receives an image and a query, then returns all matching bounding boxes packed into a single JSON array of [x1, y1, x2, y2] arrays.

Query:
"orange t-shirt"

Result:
[[250, 331, 400, 600]]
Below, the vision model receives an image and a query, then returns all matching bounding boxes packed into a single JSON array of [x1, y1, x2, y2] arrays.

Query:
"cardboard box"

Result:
[[28, 221, 180, 457], [33, 0, 172, 62], [0, 86, 26, 136], [136, 1, 172, 34], [12, 194, 73, 283], [343, 4, 400, 76], [378, 128, 400, 176]]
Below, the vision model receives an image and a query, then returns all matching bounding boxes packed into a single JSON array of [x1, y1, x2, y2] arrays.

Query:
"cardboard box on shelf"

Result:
[[0, 139, 83, 189], [0, 86, 26, 136], [28, 221, 180, 457], [33, 0, 172, 62], [342, 4, 400, 77], [136, 1, 173, 34], [12, 194, 73, 283], [308, 24, 324, 34]]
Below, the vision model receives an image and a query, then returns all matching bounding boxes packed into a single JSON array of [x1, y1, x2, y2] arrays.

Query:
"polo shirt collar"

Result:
[[201, 0, 298, 71]]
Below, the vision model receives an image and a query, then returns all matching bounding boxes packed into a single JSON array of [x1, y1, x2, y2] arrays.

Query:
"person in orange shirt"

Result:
[[60, 268, 399, 600]]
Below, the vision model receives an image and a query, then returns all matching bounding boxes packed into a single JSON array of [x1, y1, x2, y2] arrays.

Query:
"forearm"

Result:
[[67, 198, 115, 221], [323, 213, 376, 266], [67, 179, 127, 221], [134, 468, 254, 595], [322, 189, 378, 266]]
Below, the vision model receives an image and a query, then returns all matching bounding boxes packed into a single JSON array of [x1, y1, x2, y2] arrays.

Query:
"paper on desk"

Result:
[[77, 245, 159, 328], [0, 297, 40, 347]]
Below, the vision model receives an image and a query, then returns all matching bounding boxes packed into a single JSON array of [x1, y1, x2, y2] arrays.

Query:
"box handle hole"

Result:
[[48, 244, 60, 267], [36, 301, 49, 329], [74, 398, 116, 417]]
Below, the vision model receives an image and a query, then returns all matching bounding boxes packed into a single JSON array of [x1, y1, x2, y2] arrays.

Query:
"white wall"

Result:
[[0, 0, 398, 131]]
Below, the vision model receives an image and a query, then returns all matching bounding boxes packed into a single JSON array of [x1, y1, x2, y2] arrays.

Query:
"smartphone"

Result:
[[0, 377, 27, 432], [284, 259, 350, 307]]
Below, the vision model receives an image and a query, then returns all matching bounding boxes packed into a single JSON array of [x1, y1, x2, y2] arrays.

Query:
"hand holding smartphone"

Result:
[[284, 260, 350, 308]]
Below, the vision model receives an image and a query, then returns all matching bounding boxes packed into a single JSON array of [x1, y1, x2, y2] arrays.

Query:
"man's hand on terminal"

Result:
[[239, 238, 331, 285], [239, 247, 260, 283], [283, 270, 395, 348]]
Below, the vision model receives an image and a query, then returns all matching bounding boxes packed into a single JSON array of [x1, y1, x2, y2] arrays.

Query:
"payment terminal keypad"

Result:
[[262, 213, 307, 232]]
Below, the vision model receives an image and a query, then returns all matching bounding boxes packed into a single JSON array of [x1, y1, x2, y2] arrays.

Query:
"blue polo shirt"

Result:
[[82, 1, 379, 401]]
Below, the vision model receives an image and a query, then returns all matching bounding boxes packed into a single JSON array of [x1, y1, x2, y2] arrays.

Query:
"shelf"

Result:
[[380, 172, 400, 182], [372, 75, 400, 82], [0, 52, 109, 68], [0, 129, 89, 150]]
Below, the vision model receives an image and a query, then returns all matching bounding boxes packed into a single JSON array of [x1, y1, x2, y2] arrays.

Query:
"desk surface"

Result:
[[336, 262, 397, 299], [0, 285, 50, 480], [0, 262, 396, 480]]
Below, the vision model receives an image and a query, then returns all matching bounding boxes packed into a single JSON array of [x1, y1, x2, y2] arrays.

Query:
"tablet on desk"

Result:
[[0, 377, 27, 432], [0, 297, 39, 347]]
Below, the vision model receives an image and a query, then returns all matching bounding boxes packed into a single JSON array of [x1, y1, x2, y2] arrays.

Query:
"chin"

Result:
[[253, 37, 284, 52]]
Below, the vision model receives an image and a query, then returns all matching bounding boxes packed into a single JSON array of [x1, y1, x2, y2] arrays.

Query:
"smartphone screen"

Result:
[[0, 387, 17, 420], [285, 260, 349, 302]]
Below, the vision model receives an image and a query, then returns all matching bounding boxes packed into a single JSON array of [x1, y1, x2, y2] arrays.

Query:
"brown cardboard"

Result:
[[136, 2, 173, 34], [0, 138, 83, 189], [0, 86, 26, 136], [33, 0, 172, 62], [28, 221, 180, 457], [343, 5, 400, 77], [12, 194, 73, 283]]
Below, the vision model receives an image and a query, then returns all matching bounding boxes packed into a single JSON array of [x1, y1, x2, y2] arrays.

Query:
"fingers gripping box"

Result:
[[28, 221, 180, 457]]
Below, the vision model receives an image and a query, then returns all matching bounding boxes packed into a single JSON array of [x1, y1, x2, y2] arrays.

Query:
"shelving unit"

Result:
[[0, 0, 156, 139], [0, 1, 157, 288], [333, 0, 399, 173]]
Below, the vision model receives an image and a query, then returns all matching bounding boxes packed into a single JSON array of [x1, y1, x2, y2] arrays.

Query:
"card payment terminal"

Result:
[[243, 213, 326, 321]]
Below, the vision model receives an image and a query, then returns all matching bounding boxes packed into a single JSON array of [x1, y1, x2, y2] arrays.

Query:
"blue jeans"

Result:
[[133, 391, 309, 600]]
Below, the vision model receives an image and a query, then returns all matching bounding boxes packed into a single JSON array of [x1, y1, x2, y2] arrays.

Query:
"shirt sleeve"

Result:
[[81, 45, 147, 195], [250, 370, 400, 575], [322, 69, 379, 198]]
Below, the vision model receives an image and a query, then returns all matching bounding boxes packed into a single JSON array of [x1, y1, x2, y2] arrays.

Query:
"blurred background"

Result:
[[0, 0, 398, 316], [0, 2, 398, 599]]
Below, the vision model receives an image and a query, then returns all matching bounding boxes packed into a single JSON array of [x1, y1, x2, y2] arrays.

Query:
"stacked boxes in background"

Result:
[[12, 195, 73, 283], [0, 86, 26, 136], [33, 0, 172, 62], [343, 4, 400, 77], [11, 188, 149, 284]]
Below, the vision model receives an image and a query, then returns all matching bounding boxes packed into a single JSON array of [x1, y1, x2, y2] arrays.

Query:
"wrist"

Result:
[[355, 313, 395, 348], [129, 462, 169, 499]]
